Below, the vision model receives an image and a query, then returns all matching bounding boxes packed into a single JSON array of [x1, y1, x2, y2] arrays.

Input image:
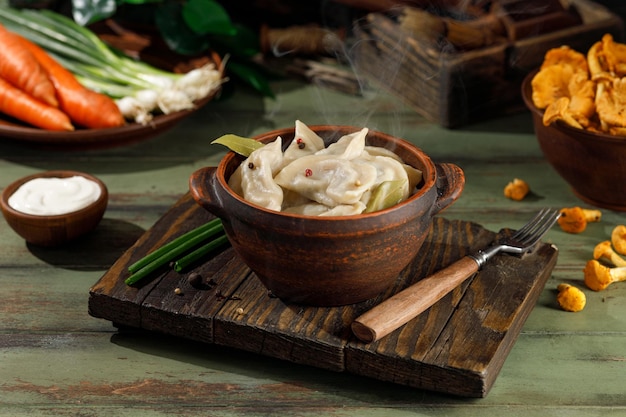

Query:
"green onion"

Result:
[[0, 8, 172, 92], [124, 219, 227, 286], [173, 234, 230, 272], [0, 7, 223, 123], [127, 218, 223, 274]]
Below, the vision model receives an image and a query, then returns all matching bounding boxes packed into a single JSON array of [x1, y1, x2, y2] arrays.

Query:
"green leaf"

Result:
[[364, 180, 408, 213], [154, 1, 209, 55], [71, 0, 117, 25], [210, 23, 260, 58], [182, 0, 235, 36], [226, 60, 275, 98], [211, 134, 265, 157]]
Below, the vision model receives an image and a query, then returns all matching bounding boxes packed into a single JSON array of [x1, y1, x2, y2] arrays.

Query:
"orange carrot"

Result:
[[0, 24, 58, 108], [13, 32, 125, 129], [0, 78, 73, 131]]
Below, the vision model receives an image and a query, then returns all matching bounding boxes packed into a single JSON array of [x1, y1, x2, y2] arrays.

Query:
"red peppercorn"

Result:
[[305, 168, 313, 177]]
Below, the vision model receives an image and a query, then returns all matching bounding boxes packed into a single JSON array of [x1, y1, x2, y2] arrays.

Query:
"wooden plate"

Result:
[[0, 91, 219, 150]]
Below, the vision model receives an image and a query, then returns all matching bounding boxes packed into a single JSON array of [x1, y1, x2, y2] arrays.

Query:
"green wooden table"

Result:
[[1, 79, 625, 416]]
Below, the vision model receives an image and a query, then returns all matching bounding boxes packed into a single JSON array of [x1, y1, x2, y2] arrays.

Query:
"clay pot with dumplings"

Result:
[[189, 125, 464, 306]]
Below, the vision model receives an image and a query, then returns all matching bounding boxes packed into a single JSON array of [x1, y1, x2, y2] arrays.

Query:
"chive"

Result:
[[127, 218, 223, 274], [124, 223, 224, 286], [124, 257, 169, 286], [124, 219, 225, 286], [173, 234, 230, 272]]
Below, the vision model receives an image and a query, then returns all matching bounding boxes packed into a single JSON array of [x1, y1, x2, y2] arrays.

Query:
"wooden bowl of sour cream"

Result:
[[1, 170, 108, 246]]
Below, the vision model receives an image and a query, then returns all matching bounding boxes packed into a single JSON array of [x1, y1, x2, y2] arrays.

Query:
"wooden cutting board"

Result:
[[88, 193, 558, 397]]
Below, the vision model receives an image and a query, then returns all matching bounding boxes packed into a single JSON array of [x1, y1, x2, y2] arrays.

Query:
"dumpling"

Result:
[[315, 127, 368, 160], [240, 137, 284, 211], [274, 155, 377, 207], [283, 119, 326, 165], [320, 202, 367, 216], [403, 164, 423, 193], [357, 155, 410, 199], [227, 164, 244, 196], [281, 188, 311, 211], [283, 202, 331, 216], [363, 145, 403, 162], [362, 146, 423, 192], [283, 201, 366, 216], [228, 121, 421, 216]]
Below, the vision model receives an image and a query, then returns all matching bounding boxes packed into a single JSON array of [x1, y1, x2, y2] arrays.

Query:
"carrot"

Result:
[[0, 78, 73, 131], [0, 24, 58, 108], [13, 32, 125, 129]]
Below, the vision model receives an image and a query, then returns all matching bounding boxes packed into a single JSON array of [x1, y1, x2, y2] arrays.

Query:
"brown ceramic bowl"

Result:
[[522, 70, 626, 211], [1, 170, 108, 246], [189, 125, 465, 306]]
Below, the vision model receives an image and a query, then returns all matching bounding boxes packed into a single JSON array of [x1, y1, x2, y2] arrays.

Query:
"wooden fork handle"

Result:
[[351, 256, 480, 343]]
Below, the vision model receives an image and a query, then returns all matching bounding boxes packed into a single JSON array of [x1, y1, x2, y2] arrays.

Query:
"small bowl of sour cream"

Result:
[[1, 170, 108, 246]]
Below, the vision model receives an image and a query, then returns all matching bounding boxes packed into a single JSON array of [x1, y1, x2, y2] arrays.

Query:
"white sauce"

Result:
[[8, 175, 102, 216]]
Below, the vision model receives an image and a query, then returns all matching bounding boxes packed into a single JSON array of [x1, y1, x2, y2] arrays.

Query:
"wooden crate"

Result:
[[352, 0, 624, 128]]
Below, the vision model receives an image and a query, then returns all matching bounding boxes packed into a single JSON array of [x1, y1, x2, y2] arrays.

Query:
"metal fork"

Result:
[[352, 208, 562, 343]]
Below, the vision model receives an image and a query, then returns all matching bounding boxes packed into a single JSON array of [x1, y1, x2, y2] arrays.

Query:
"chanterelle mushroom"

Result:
[[532, 64, 576, 110], [611, 225, 626, 255], [503, 178, 530, 201], [543, 97, 583, 129], [541, 70, 596, 129], [541, 46, 588, 72], [556, 284, 586, 312], [557, 207, 602, 234], [593, 240, 626, 267], [595, 77, 626, 128], [587, 40, 613, 82], [598, 33, 626, 77], [567, 72, 596, 122], [583, 259, 626, 291]]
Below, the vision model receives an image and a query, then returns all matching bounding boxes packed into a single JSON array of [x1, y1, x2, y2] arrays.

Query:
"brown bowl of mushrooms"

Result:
[[522, 35, 626, 212]]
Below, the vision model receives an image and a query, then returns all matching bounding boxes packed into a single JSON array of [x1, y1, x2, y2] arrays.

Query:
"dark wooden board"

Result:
[[88, 193, 558, 397]]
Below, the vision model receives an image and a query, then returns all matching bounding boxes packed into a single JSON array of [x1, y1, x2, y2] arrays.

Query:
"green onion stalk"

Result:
[[125, 218, 227, 286], [0, 7, 224, 124]]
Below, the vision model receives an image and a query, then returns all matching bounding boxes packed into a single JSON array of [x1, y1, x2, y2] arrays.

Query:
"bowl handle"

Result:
[[432, 163, 465, 215], [189, 166, 228, 218]]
